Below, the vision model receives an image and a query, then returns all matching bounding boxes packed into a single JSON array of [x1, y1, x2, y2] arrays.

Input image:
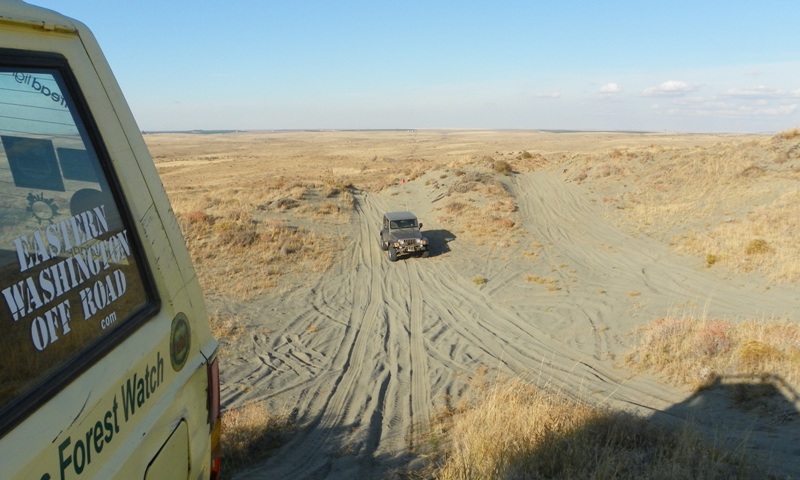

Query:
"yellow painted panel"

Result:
[[145, 420, 189, 480]]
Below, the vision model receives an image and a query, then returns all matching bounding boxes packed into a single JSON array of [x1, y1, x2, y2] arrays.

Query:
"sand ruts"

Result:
[[148, 130, 800, 479]]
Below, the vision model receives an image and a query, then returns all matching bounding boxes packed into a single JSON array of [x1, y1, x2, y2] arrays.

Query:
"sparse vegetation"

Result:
[[491, 159, 513, 175], [435, 164, 519, 243], [625, 316, 800, 389], [524, 274, 559, 287], [418, 378, 764, 479], [221, 402, 295, 478], [744, 238, 772, 255], [773, 127, 800, 140], [584, 134, 800, 283], [443, 200, 467, 215], [207, 307, 248, 341], [705, 253, 720, 266], [177, 208, 338, 300], [146, 131, 800, 479]]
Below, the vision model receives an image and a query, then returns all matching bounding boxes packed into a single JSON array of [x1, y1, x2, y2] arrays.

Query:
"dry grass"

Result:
[[524, 274, 561, 291], [774, 127, 800, 140], [221, 402, 295, 478], [573, 132, 800, 282], [472, 275, 487, 286], [147, 141, 534, 288], [149, 132, 533, 300], [524, 274, 559, 285], [143, 131, 800, 478], [491, 159, 513, 175], [672, 189, 800, 281], [434, 161, 520, 243], [624, 316, 800, 389], [207, 308, 247, 341], [417, 378, 762, 479], [157, 165, 356, 301], [177, 206, 340, 300]]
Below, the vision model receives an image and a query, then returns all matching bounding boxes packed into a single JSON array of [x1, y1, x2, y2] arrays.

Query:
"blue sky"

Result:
[[34, 1, 800, 133]]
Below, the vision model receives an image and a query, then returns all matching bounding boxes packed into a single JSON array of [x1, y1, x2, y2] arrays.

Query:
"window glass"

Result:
[[391, 219, 417, 229], [0, 66, 152, 413]]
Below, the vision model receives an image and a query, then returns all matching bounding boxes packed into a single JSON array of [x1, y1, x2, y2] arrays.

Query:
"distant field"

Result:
[[147, 129, 800, 479]]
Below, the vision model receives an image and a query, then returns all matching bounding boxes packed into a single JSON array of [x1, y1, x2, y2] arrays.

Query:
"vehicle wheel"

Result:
[[421, 250, 430, 258], [388, 246, 398, 262], [379, 238, 388, 251]]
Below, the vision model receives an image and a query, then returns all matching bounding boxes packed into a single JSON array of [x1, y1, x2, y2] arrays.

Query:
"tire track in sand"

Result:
[[510, 171, 800, 346], [239, 193, 432, 478], [233, 170, 800, 480]]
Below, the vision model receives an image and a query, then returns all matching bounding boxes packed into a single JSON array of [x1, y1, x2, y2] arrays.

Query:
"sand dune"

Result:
[[149, 130, 800, 479]]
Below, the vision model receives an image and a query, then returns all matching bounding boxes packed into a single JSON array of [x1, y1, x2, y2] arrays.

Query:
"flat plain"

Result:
[[147, 129, 800, 479]]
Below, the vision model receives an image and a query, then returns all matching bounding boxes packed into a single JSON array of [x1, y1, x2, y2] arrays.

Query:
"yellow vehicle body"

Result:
[[0, 1, 221, 479]]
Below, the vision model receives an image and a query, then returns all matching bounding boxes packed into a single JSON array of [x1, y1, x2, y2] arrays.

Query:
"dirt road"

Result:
[[225, 168, 800, 479]]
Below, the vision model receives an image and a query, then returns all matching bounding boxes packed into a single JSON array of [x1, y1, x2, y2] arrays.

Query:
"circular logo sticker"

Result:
[[170, 313, 191, 371]]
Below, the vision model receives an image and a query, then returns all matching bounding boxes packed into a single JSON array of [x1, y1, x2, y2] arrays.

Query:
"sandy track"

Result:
[[227, 168, 800, 479], [512, 171, 799, 331], [231, 193, 439, 478]]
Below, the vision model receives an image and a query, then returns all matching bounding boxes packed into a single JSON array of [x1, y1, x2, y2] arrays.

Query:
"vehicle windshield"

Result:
[[390, 219, 417, 229]]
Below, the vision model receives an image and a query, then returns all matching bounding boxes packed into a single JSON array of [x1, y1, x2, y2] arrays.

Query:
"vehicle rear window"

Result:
[[0, 55, 155, 426]]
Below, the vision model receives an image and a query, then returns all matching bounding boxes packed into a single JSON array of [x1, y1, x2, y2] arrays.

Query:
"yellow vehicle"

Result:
[[0, 1, 222, 479]]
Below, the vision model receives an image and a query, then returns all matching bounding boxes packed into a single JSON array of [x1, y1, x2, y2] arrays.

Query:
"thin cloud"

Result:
[[652, 90, 798, 119], [642, 80, 695, 96], [723, 86, 786, 98], [535, 92, 561, 98], [600, 82, 621, 94], [752, 104, 797, 115]]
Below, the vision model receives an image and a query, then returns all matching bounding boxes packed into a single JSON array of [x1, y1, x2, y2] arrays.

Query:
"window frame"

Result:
[[0, 48, 161, 435]]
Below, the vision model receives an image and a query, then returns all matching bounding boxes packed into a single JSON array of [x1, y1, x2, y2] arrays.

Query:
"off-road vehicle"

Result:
[[0, 2, 221, 478], [379, 211, 430, 261]]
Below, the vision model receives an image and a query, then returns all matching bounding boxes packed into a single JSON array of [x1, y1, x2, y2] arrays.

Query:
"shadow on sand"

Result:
[[649, 373, 800, 477], [231, 416, 428, 480], [237, 375, 798, 479], [420, 229, 455, 258]]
